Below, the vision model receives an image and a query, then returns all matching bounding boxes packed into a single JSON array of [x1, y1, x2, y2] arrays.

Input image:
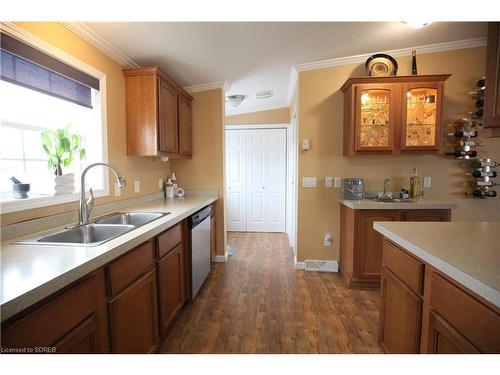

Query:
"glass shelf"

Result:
[[405, 88, 438, 147], [359, 89, 390, 148]]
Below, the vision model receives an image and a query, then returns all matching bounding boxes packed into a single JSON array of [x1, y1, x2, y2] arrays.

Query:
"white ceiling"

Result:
[[84, 22, 487, 115]]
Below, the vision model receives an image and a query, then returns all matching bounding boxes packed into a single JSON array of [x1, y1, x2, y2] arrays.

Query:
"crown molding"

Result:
[[184, 81, 230, 93], [60, 22, 139, 68], [293, 37, 487, 73]]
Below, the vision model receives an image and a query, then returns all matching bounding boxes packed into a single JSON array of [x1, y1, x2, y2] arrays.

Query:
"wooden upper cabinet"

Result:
[[178, 93, 193, 156], [123, 67, 193, 158], [341, 75, 450, 155], [484, 22, 500, 134]]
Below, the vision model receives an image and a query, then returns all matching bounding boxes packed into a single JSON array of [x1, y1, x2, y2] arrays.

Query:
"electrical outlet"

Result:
[[325, 176, 333, 188], [158, 178, 163, 191], [302, 177, 317, 188], [324, 233, 333, 247], [134, 180, 141, 193], [334, 177, 342, 188], [114, 182, 122, 197], [424, 177, 432, 188]]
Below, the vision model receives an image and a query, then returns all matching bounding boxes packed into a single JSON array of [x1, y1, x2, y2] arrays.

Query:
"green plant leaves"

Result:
[[40, 124, 87, 175]]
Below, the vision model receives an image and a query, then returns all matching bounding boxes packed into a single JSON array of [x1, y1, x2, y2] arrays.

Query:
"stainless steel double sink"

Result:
[[14, 212, 170, 247]]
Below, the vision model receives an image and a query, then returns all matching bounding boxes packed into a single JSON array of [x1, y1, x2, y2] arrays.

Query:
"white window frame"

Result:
[[0, 23, 110, 214]]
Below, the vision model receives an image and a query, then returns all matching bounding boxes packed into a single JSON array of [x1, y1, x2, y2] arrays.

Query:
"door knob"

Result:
[[262, 186, 266, 189]]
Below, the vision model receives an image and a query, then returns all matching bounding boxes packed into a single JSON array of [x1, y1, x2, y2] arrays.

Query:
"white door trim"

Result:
[[225, 124, 289, 130]]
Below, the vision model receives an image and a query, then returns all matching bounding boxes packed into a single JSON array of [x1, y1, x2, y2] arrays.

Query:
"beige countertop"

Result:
[[339, 198, 457, 210], [0, 194, 217, 322], [373, 221, 500, 308]]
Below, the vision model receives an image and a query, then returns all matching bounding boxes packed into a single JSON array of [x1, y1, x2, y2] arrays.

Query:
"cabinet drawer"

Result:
[[107, 240, 155, 298], [382, 239, 423, 294], [157, 223, 182, 259], [429, 272, 500, 353], [2, 273, 99, 348]]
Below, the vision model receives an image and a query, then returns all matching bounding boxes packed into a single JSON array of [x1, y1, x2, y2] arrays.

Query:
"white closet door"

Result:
[[225, 130, 247, 231], [266, 129, 286, 232], [246, 130, 267, 232]]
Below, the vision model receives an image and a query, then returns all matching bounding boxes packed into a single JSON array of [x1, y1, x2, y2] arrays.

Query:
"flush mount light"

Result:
[[225, 94, 245, 107], [402, 20, 433, 29]]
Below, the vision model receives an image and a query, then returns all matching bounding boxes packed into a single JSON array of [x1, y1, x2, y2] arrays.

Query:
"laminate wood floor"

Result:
[[159, 232, 383, 353]]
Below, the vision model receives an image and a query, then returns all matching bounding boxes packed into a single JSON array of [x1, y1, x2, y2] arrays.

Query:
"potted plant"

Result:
[[41, 125, 86, 195]]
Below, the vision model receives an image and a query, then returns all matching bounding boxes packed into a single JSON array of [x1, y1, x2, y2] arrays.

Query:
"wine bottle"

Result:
[[471, 159, 500, 168], [448, 130, 479, 138], [446, 150, 477, 158], [472, 189, 497, 198], [473, 181, 497, 187], [468, 90, 484, 99], [468, 109, 483, 118], [411, 50, 417, 76], [455, 140, 483, 147], [477, 77, 486, 88], [475, 99, 484, 108], [467, 170, 498, 178]]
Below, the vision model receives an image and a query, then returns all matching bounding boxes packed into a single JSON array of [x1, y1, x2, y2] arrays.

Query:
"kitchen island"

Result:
[[373, 221, 500, 354]]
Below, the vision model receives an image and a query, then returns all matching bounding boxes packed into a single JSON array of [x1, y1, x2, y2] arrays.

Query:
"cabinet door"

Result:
[[484, 22, 500, 129], [54, 314, 101, 353], [158, 79, 179, 154], [157, 244, 185, 337], [404, 210, 450, 222], [379, 267, 422, 353], [401, 82, 443, 151], [356, 210, 403, 280], [108, 270, 159, 353], [178, 94, 193, 156], [426, 311, 479, 354], [355, 84, 399, 152]]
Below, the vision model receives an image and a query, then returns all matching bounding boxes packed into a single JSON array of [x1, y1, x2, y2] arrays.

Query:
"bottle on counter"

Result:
[[166, 178, 174, 199], [446, 150, 478, 158], [409, 167, 422, 198], [411, 50, 418, 76]]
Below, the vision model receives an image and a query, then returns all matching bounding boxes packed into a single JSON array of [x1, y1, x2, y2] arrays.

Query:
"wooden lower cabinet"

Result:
[[379, 239, 500, 354], [340, 206, 450, 288], [157, 244, 185, 337], [0, 270, 109, 353], [108, 270, 159, 353], [379, 267, 422, 353]]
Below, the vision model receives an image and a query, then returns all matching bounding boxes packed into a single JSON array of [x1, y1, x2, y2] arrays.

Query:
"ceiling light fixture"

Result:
[[402, 20, 433, 29], [225, 94, 245, 107]]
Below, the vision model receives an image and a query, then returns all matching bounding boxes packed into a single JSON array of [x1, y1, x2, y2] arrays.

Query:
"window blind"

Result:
[[0, 33, 99, 109]]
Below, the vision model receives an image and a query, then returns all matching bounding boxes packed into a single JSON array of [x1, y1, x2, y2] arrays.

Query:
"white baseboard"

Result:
[[213, 252, 228, 262], [295, 261, 305, 269], [305, 260, 339, 272]]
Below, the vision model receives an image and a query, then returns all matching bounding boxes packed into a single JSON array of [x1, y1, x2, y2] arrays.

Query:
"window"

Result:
[[0, 32, 107, 213]]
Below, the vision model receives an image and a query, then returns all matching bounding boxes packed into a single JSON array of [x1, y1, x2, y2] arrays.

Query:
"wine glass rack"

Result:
[[447, 77, 497, 199]]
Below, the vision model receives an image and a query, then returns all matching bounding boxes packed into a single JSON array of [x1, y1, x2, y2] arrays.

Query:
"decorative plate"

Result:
[[365, 54, 398, 77]]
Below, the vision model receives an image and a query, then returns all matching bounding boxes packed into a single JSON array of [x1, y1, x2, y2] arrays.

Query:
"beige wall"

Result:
[[225, 106, 290, 125], [296, 46, 500, 262], [171, 89, 227, 255], [1, 22, 171, 226]]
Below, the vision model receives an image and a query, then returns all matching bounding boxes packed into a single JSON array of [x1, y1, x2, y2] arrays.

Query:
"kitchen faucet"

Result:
[[78, 162, 126, 226], [382, 178, 392, 198]]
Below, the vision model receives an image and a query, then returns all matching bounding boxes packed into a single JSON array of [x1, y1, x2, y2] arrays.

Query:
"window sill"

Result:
[[0, 189, 108, 214]]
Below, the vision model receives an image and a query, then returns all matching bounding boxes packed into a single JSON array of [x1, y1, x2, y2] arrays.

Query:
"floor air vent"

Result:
[[304, 260, 339, 272]]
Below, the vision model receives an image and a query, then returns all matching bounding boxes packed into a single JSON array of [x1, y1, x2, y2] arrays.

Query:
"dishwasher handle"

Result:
[[188, 206, 211, 229]]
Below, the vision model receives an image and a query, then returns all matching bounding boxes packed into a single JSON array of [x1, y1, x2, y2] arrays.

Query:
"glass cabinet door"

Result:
[[403, 86, 439, 149], [356, 88, 393, 151]]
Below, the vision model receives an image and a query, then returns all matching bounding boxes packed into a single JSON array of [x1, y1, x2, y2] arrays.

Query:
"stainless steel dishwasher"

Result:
[[188, 206, 211, 299]]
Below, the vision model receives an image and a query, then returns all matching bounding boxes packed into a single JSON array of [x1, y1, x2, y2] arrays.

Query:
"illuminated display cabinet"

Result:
[[341, 75, 450, 155]]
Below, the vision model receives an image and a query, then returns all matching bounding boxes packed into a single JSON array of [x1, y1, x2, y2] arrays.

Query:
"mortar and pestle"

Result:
[[10, 176, 30, 199]]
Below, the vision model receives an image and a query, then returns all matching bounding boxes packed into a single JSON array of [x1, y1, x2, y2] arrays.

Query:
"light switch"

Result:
[[424, 177, 432, 188], [302, 177, 317, 188], [334, 177, 342, 188], [325, 176, 333, 188], [134, 180, 141, 193]]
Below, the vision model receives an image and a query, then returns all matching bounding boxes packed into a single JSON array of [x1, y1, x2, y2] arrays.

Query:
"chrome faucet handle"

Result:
[[86, 188, 95, 220]]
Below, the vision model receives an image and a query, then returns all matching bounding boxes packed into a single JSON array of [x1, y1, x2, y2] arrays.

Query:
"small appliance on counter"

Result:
[[342, 178, 364, 200]]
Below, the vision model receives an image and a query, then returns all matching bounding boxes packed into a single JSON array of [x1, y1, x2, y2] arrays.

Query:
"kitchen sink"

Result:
[[13, 212, 170, 247], [95, 212, 168, 226]]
